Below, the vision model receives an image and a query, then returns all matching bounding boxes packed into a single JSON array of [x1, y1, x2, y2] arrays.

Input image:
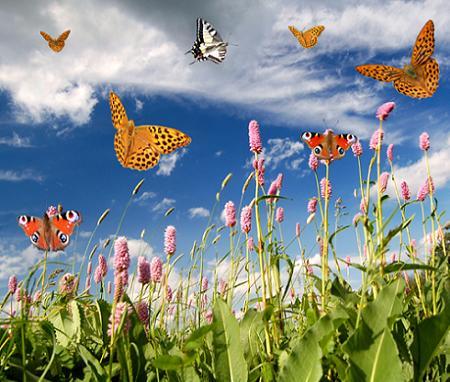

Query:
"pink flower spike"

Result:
[[94, 265, 102, 284], [59, 273, 78, 295], [390, 253, 397, 263], [419, 132, 430, 151], [320, 178, 332, 200], [248, 120, 262, 154], [247, 237, 254, 251], [308, 152, 319, 171], [307, 197, 317, 213], [204, 310, 213, 324], [345, 256, 351, 267], [164, 226, 176, 256], [369, 130, 384, 150], [138, 256, 151, 284], [379, 172, 390, 193], [253, 158, 265, 186], [295, 223, 301, 237], [400, 181, 411, 201], [275, 207, 284, 223], [135, 301, 149, 326], [150, 257, 163, 283], [352, 213, 362, 226], [376, 102, 395, 120], [274, 173, 283, 190], [267, 180, 278, 203], [351, 141, 363, 157], [386, 144, 394, 162], [108, 302, 131, 337], [114, 237, 130, 274], [224, 201, 236, 227], [8, 275, 17, 294], [240, 205, 252, 234], [201, 277, 209, 292], [166, 285, 173, 302]]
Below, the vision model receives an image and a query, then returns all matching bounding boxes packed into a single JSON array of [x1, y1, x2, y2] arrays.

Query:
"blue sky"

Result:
[[0, 0, 449, 291]]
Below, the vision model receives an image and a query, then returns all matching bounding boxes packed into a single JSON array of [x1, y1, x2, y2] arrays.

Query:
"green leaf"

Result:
[[383, 262, 435, 274], [239, 310, 264, 367], [49, 300, 81, 347], [78, 344, 106, 381], [153, 354, 184, 370], [183, 325, 213, 352], [213, 299, 248, 382]]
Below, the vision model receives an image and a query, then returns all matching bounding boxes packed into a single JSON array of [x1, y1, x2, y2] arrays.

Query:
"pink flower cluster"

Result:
[[308, 152, 319, 171], [379, 172, 390, 193], [417, 177, 435, 201], [253, 159, 265, 186], [108, 302, 131, 337], [376, 102, 395, 120], [59, 273, 78, 295], [151, 257, 163, 283], [224, 201, 236, 227], [240, 205, 252, 234], [138, 256, 151, 284], [114, 237, 130, 286], [369, 130, 384, 150], [164, 226, 177, 256], [386, 144, 394, 162], [94, 254, 108, 284], [320, 178, 332, 200], [351, 141, 363, 157], [8, 275, 17, 294], [248, 120, 262, 154], [401, 181, 410, 201], [307, 198, 317, 213], [419, 132, 430, 151], [135, 301, 149, 326], [276, 207, 284, 223]]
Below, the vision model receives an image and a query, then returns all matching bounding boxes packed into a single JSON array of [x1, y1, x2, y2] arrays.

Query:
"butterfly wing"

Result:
[[411, 20, 434, 66], [301, 131, 331, 160], [330, 133, 357, 160], [192, 18, 227, 63], [109, 91, 129, 129], [302, 25, 325, 48], [48, 210, 81, 251], [17, 215, 49, 250], [110, 91, 132, 167], [57, 30, 71, 42], [355, 64, 404, 82], [40, 31, 54, 42], [288, 26, 306, 48]]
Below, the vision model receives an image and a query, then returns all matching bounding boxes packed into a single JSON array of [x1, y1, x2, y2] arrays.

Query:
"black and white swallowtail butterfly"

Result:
[[187, 18, 228, 64]]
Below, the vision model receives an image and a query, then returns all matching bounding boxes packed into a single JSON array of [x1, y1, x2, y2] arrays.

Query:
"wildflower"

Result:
[[108, 302, 131, 337], [352, 213, 362, 226], [8, 275, 17, 294], [59, 273, 78, 295], [390, 253, 397, 263], [150, 257, 163, 282], [376, 102, 395, 120], [419, 132, 430, 151], [135, 301, 149, 326], [417, 180, 429, 201], [369, 130, 384, 150], [46, 205, 58, 218], [240, 205, 252, 234], [274, 173, 283, 190], [345, 256, 351, 267], [33, 290, 41, 303], [248, 120, 262, 154], [307, 197, 317, 213], [87, 261, 92, 277], [107, 281, 112, 294], [166, 285, 173, 302], [379, 172, 390, 193], [201, 277, 209, 292], [204, 310, 213, 324], [308, 152, 319, 171], [276, 207, 284, 223], [253, 158, 265, 186], [114, 273, 124, 303], [94, 266, 102, 284], [387, 144, 394, 162], [410, 240, 417, 257], [218, 278, 228, 296], [137, 256, 151, 284], [295, 223, 301, 237], [290, 287, 295, 301], [305, 260, 313, 275], [267, 180, 278, 203], [401, 181, 411, 201], [224, 201, 236, 227], [426, 176, 435, 194], [247, 237, 254, 251], [403, 272, 411, 294], [320, 177, 332, 200], [351, 141, 363, 157], [306, 213, 315, 225], [164, 226, 176, 256], [360, 198, 367, 214], [114, 237, 130, 274], [85, 277, 91, 290]]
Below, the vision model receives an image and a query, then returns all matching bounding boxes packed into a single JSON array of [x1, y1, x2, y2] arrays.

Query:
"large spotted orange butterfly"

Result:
[[288, 25, 325, 49], [40, 30, 71, 52], [301, 130, 356, 161], [356, 20, 439, 99], [18, 207, 81, 251], [109, 91, 191, 171]]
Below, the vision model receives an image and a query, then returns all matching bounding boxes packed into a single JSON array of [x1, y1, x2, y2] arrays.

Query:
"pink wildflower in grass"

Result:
[[352, 213, 362, 226], [114, 273, 124, 303], [345, 256, 351, 267], [320, 177, 332, 200], [401, 181, 411, 201], [135, 301, 149, 326], [137, 256, 151, 284], [46, 205, 58, 218], [290, 287, 295, 301], [94, 266, 102, 284], [307, 197, 317, 213], [387, 144, 394, 162], [306, 213, 315, 225], [33, 290, 41, 303], [108, 302, 131, 337], [308, 152, 319, 171], [107, 281, 112, 294], [253, 158, 265, 186], [218, 278, 228, 296], [240, 205, 252, 234], [379, 172, 390, 193], [296, 223, 301, 237], [201, 277, 209, 292], [94, 254, 108, 284], [275, 207, 284, 223], [390, 253, 397, 263], [248, 120, 262, 154], [274, 173, 283, 190], [360, 198, 367, 214], [114, 237, 130, 274], [403, 271, 411, 294], [419, 132, 430, 151], [369, 130, 384, 150], [267, 180, 278, 203], [417, 181, 429, 201], [305, 260, 313, 276], [8, 275, 17, 294], [150, 257, 163, 282], [204, 310, 213, 324], [164, 226, 177, 256], [410, 240, 417, 257], [87, 261, 92, 277], [85, 277, 91, 290], [59, 273, 78, 295], [427, 176, 435, 194], [376, 102, 395, 120], [224, 201, 236, 227], [351, 141, 363, 157], [247, 237, 254, 251], [166, 285, 173, 302]]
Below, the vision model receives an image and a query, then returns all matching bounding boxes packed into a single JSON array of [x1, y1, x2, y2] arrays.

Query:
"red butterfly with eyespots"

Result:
[[18, 207, 82, 251], [301, 130, 357, 161]]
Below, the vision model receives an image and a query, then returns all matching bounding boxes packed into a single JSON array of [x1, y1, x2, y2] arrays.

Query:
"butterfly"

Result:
[[301, 130, 357, 161], [188, 18, 228, 63], [288, 25, 325, 49], [40, 30, 71, 52], [18, 208, 81, 251], [109, 91, 191, 171], [355, 20, 439, 99]]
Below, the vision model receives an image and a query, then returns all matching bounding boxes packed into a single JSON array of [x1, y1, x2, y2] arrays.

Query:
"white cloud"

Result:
[[156, 149, 187, 176], [152, 197, 176, 213], [0, 132, 32, 148], [0, 243, 44, 280], [0, 169, 44, 182], [263, 138, 305, 170], [188, 207, 210, 218], [134, 191, 157, 203], [127, 239, 155, 259], [135, 98, 144, 111], [79, 231, 92, 238]]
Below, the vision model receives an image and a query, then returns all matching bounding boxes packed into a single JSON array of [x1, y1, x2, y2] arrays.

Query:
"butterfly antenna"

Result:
[[184, 49, 192, 55]]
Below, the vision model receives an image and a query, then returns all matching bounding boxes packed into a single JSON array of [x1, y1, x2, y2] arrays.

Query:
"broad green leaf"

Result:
[[213, 299, 248, 382], [239, 310, 264, 367], [78, 344, 106, 381], [153, 354, 184, 370], [183, 324, 213, 352]]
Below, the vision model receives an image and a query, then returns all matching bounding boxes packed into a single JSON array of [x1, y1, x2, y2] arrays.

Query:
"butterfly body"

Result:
[[356, 20, 438, 98], [40, 30, 70, 52], [301, 130, 356, 161], [109, 92, 191, 171], [18, 209, 81, 251], [189, 18, 228, 63], [288, 25, 325, 48]]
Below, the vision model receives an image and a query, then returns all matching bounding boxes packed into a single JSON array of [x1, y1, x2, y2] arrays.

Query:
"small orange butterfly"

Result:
[[288, 25, 325, 48], [109, 92, 191, 171], [40, 30, 71, 52], [356, 20, 439, 99]]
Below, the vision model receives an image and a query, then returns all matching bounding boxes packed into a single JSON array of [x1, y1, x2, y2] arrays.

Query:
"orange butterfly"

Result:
[[40, 30, 71, 52], [356, 20, 439, 99], [301, 130, 357, 161], [288, 25, 325, 48], [18, 208, 81, 251], [109, 92, 191, 171]]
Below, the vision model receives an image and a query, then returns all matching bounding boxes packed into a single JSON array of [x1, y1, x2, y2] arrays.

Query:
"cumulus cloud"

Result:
[[156, 149, 188, 176], [0, 169, 44, 182], [264, 138, 304, 170], [127, 238, 155, 259], [0, 243, 43, 280], [0, 132, 33, 148], [188, 207, 210, 218], [134, 191, 157, 204], [152, 197, 176, 213]]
